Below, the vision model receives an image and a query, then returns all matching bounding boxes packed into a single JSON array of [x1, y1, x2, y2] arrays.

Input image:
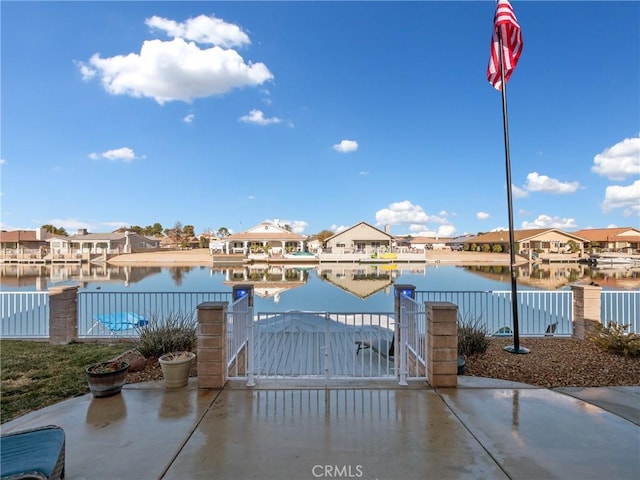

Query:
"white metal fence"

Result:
[[415, 290, 574, 336], [398, 294, 427, 384], [1, 290, 638, 341], [77, 291, 233, 338], [237, 311, 396, 381], [227, 293, 254, 385], [601, 291, 639, 333], [0, 292, 49, 338]]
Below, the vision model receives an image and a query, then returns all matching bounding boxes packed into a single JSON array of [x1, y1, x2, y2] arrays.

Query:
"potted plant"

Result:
[[158, 351, 196, 388], [134, 312, 198, 388], [85, 360, 129, 397]]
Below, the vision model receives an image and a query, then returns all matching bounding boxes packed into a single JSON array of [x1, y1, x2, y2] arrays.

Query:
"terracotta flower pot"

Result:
[[158, 352, 195, 388], [86, 360, 129, 397]]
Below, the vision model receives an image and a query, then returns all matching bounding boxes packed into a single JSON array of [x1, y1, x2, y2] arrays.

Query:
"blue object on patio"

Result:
[[0, 425, 66, 480], [93, 312, 148, 331]]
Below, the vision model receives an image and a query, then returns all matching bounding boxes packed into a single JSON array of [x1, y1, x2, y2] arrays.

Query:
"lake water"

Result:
[[2, 262, 637, 313]]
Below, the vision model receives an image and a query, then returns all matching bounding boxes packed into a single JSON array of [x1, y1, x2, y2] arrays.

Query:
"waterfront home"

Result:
[[323, 221, 394, 255], [0, 228, 52, 257], [572, 227, 640, 254], [466, 229, 588, 262], [48, 229, 160, 255], [217, 220, 307, 256]]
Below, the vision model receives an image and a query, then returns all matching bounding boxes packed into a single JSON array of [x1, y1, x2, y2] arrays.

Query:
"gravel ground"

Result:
[[121, 337, 640, 388], [464, 337, 640, 388]]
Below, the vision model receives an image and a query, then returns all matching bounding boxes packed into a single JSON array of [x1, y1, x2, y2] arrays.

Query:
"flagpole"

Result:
[[497, 31, 529, 355]]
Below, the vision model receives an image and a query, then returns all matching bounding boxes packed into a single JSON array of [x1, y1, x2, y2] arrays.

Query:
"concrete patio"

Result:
[[2, 377, 638, 480]]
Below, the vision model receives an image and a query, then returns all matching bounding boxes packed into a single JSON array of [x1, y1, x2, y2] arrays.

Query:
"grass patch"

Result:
[[1, 340, 132, 424]]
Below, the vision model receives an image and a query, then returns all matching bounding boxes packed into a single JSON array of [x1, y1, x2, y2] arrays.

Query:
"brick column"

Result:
[[197, 302, 228, 389], [571, 285, 602, 340], [49, 285, 78, 345], [426, 302, 458, 388]]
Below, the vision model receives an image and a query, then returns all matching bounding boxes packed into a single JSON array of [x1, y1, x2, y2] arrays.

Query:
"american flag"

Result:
[[487, 0, 523, 91]]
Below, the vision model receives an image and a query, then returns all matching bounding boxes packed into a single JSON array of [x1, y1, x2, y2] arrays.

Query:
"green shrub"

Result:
[[588, 321, 640, 358], [457, 314, 490, 357], [135, 312, 197, 359]]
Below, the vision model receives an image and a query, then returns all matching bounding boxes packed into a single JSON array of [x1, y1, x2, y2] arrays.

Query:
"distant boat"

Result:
[[593, 255, 640, 267]]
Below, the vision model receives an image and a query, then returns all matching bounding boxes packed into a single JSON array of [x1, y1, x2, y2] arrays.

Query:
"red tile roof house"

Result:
[[464, 228, 590, 263], [0, 228, 52, 260], [572, 227, 640, 254]]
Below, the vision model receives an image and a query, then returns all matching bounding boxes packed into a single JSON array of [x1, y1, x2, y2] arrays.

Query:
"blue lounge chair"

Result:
[[93, 312, 148, 331], [0, 425, 66, 479]]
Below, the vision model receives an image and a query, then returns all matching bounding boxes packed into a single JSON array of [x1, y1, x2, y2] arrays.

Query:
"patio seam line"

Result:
[[158, 387, 226, 480], [434, 388, 513, 480]]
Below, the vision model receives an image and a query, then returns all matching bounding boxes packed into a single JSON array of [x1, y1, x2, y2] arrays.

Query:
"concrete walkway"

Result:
[[2, 378, 639, 480]]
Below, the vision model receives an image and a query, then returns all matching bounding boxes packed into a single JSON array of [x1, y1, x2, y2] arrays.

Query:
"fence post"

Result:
[[426, 302, 458, 388], [394, 284, 415, 384], [197, 302, 228, 389], [571, 285, 602, 340], [233, 285, 255, 387], [49, 285, 78, 345]]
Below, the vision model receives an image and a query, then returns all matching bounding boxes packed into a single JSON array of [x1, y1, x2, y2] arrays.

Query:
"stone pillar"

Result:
[[571, 285, 602, 340], [49, 285, 78, 345], [197, 302, 228, 389], [426, 302, 458, 388]]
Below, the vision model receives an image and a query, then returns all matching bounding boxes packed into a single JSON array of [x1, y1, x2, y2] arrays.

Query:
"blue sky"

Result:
[[1, 1, 638, 238]]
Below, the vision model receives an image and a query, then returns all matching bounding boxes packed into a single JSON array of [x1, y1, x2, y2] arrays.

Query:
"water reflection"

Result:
[[464, 263, 640, 290], [223, 265, 309, 303], [2, 262, 638, 293], [0, 263, 162, 290]]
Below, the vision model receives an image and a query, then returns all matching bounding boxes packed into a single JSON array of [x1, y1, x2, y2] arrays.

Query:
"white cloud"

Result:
[[89, 147, 138, 163], [409, 224, 429, 233], [476, 212, 490, 220], [375, 200, 444, 225], [359, 171, 370, 176], [331, 224, 349, 233], [601, 179, 640, 216], [0, 158, 5, 165], [524, 172, 580, 194], [76, 61, 96, 81], [591, 136, 640, 181], [511, 184, 529, 199], [79, 15, 273, 104], [332, 140, 359, 153], [239, 109, 282, 125], [145, 14, 250, 48], [490, 227, 508, 232], [437, 224, 457, 237], [521, 214, 578, 229], [183, 113, 195, 123], [275, 219, 308, 234]]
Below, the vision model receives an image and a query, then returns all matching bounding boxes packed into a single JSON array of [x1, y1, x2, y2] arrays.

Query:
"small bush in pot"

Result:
[[135, 312, 197, 388], [134, 312, 197, 359]]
